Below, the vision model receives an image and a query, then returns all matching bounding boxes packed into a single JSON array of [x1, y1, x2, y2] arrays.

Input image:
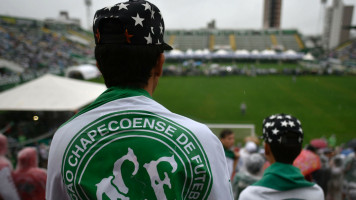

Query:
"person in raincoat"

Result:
[[0, 134, 20, 200], [12, 147, 47, 200]]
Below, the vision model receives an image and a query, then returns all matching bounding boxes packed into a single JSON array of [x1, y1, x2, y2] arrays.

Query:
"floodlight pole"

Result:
[[84, 0, 92, 30]]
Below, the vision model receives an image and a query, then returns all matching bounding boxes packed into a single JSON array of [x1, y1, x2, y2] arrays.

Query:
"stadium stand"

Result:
[[0, 15, 94, 90], [329, 39, 356, 67], [0, 15, 93, 74], [165, 29, 304, 52]]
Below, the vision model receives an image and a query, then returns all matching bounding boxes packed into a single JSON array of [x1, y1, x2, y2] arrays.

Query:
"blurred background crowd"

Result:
[[1, 129, 356, 199], [219, 129, 356, 200]]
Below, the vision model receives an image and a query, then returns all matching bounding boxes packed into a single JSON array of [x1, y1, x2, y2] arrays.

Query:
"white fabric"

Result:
[[46, 95, 233, 200], [244, 142, 257, 153], [239, 185, 324, 200], [0, 167, 21, 200], [226, 156, 234, 177], [0, 74, 106, 111]]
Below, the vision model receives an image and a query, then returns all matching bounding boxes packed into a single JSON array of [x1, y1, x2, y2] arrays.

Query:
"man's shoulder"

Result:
[[239, 184, 324, 200]]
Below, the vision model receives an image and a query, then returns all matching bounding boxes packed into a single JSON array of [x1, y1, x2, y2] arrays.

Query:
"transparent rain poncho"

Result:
[[13, 147, 47, 200]]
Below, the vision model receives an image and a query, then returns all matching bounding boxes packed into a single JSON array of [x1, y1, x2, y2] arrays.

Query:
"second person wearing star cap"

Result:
[[239, 114, 324, 200]]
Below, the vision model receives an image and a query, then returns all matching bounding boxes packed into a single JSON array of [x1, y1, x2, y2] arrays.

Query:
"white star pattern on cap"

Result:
[[104, 4, 116, 11], [93, 0, 172, 50], [265, 122, 272, 128], [144, 33, 152, 44], [278, 137, 282, 144], [93, 15, 98, 24], [151, 9, 155, 19], [142, 2, 151, 11], [281, 120, 288, 127], [272, 128, 279, 135], [297, 120, 301, 125], [132, 13, 144, 27], [158, 11, 163, 19], [262, 114, 304, 144], [118, 3, 129, 10], [159, 24, 163, 34]]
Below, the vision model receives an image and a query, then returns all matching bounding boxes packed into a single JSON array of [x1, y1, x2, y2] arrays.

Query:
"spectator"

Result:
[[12, 147, 47, 200], [46, 1, 233, 199], [0, 134, 20, 200], [233, 153, 264, 199], [236, 141, 258, 174], [220, 129, 239, 178], [326, 155, 344, 200], [344, 147, 356, 200], [310, 145, 331, 195], [0, 134, 12, 169], [239, 114, 324, 200]]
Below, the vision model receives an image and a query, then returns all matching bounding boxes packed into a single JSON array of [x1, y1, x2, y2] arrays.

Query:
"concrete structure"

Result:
[[263, 0, 282, 29], [44, 11, 81, 28], [323, 0, 354, 50]]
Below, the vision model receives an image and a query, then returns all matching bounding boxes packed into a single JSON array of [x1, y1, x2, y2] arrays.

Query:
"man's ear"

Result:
[[154, 53, 164, 77], [264, 142, 275, 163], [264, 142, 270, 156]]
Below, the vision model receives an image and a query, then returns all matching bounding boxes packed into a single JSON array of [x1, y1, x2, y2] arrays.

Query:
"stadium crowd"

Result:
[[328, 40, 356, 65], [219, 129, 356, 200], [1, 127, 356, 199], [0, 17, 93, 78]]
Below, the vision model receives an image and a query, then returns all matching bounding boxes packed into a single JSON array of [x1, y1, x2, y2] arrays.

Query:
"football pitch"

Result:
[[151, 75, 356, 145]]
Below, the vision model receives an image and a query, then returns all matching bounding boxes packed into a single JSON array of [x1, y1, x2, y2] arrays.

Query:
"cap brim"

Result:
[[162, 42, 173, 51]]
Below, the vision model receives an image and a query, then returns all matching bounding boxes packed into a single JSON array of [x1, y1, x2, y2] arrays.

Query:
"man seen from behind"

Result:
[[46, 1, 233, 199], [239, 114, 324, 200]]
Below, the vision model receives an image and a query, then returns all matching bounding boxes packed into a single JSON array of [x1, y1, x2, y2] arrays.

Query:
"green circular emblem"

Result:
[[62, 111, 212, 200]]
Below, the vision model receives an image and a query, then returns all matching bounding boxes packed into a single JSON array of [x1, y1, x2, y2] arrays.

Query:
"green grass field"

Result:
[[151, 75, 356, 145], [91, 75, 356, 145]]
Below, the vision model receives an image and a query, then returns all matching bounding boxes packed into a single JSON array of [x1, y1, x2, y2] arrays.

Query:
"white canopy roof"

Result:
[[303, 53, 315, 61], [169, 49, 184, 55], [0, 74, 106, 111], [66, 64, 101, 80]]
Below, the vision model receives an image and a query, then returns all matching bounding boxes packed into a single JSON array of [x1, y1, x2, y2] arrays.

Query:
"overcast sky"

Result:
[[0, 0, 355, 35]]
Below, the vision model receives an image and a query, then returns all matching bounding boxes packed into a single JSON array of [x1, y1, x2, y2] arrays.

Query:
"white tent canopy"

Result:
[[303, 53, 315, 61], [0, 74, 106, 111], [65, 64, 101, 80]]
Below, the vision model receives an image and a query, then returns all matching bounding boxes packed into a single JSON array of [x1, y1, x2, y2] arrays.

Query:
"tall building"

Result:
[[323, 0, 354, 50], [263, 0, 282, 29]]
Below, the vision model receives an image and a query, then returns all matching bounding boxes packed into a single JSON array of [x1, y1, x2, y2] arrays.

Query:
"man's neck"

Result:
[[144, 73, 159, 96], [143, 84, 154, 96]]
